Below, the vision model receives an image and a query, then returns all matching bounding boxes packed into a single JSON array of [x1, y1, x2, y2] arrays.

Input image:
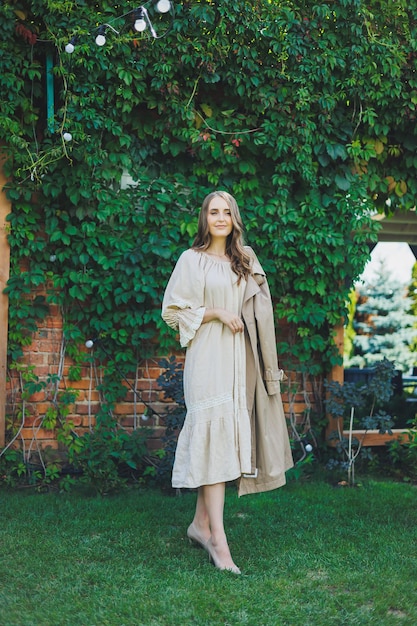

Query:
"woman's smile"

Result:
[[207, 197, 233, 238]]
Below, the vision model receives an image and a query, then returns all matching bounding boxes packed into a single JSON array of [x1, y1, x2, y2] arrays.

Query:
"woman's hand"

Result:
[[203, 308, 244, 334]]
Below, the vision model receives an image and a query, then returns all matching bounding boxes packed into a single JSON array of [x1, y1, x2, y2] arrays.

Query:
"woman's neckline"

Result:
[[192, 249, 231, 264]]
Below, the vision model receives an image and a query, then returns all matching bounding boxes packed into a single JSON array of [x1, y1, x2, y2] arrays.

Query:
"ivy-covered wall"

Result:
[[1, 0, 417, 463]]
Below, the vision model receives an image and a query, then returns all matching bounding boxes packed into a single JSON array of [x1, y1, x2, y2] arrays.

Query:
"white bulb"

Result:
[[142, 413, 149, 422], [65, 42, 75, 54], [49, 254, 57, 262], [134, 18, 147, 32], [156, 0, 171, 13], [63, 132, 72, 142], [95, 34, 106, 46], [305, 443, 313, 453], [85, 340, 94, 349]]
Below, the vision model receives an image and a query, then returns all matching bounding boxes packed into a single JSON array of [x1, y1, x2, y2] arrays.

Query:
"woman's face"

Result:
[[206, 196, 233, 239]]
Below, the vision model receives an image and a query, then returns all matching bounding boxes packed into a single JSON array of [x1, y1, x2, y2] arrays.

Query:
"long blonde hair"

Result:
[[192, 191, 252, 283]]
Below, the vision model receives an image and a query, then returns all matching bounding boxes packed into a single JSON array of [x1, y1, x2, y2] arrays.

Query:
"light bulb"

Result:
[[63, 132, 72, 142], [95, 33, 106, 46], [65, 35, 77, 54], [156, 0, 171, 13], [305, 443, 313, 453], [85, 339, 94, 349], [134, 18, 147, 32], [65, 36, 77, 53]]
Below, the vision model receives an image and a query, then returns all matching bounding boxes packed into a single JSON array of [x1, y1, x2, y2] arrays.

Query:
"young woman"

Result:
[[162, 191, 293, 574]]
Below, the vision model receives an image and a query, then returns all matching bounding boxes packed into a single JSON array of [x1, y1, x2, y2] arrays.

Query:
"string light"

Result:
[[64, 1, 175, 53], [134, 8, 147, 32], [94, 24, 119, 46], [65, 36, 77, 54], [155, 0, 171, 14], [95, 25, 107, 47]]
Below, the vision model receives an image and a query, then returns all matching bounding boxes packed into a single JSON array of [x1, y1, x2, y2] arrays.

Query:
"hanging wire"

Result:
[[64, 0, 175, 53]]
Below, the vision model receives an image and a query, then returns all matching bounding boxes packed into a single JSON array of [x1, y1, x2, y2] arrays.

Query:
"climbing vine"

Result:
[[1, 0, 417, 481]]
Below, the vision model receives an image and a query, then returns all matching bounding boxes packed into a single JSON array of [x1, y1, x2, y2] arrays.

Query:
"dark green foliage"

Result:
[[1, 408, 150, 494], [386, 417, 417, 482], [326, 358, 396, 433], [1, 361, 151, 492], [156, 356, 186, 484], [72, 419, 149, 495], [326, 358, 396, 484], [5, 0, 417, 369], [2, 1, 417, 469], [0, 448, 28, 487]]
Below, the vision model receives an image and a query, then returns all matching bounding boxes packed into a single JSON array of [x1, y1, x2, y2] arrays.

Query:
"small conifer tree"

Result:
[[346, 261, 417, 372]]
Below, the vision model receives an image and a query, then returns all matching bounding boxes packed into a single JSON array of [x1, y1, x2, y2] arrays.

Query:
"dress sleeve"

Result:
[[161, 250, 206, 348]]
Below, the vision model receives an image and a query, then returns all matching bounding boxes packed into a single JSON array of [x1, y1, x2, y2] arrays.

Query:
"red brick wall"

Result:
[[5, 305, 318, 456]]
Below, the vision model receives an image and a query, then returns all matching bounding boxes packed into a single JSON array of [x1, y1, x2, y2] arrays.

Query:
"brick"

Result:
[[84, 391, 100, 402], [28, 353, 48, 365], [69, 390, 91, 402], [119, 417, 135, 428], [131, 379, 158, 391], [30, 402, 51, 415], [26, 391, 46, 402], [140, 391, 159, 402], [21, 427, 55, 439], [68, 416, 82, 427], [114, 403, 136, 415], [40, 440, 59, 451], [45, 317, 63, 329], [39, 340, 61, 352], [145, 367, 164, 379], [66, 379, 93, 390], [75, 426, 92, 436], [31, 366, 50, 377], [21, 415, 37, 426], [47, 354, 62, 366], [75, 403, 100, 415], [48, 304, 60, 317]]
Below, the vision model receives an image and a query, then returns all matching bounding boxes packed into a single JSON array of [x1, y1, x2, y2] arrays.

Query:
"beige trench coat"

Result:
[[238, 252, 294, 496]]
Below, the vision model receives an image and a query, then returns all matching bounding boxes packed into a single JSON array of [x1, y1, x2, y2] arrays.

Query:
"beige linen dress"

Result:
[[162, 248, 252, 488]]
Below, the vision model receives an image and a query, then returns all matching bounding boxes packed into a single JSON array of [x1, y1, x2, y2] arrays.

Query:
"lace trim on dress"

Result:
[[188, 392, 233, 415]]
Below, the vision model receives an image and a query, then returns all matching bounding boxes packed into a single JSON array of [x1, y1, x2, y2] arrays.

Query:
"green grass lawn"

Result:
[[1, 479, 416, 626]]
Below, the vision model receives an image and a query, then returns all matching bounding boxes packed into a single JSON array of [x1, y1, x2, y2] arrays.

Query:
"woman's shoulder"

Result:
[[174, 248, 203, 271], [244, 245, 256, 258], [243, 245, 259, 264], [244, 246, 265, 276], [176, 248, 200, 263]]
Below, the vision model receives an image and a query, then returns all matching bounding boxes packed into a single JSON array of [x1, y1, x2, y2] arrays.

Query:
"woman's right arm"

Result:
[[202, 308, 244, 334]]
